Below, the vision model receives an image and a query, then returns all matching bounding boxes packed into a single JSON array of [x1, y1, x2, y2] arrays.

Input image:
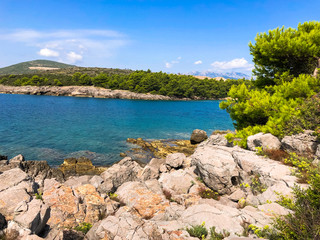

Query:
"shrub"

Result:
[[35, 190, 43, 201], [273, 174, 320, 239], [283, 152, 314, 183], [198, 187, 220, 200], [108, 192, 119, 201], [209, 226, 230, 240], [186, 222, 208, 239], [74, 222, 92, 234], [263, 149, 289, 162]]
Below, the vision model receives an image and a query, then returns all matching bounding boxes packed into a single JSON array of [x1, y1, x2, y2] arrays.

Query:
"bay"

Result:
[[0, 94, 234, 166]]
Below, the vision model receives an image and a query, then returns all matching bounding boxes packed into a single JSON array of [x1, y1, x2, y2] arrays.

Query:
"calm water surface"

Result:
[[0, 94, 234, 166]]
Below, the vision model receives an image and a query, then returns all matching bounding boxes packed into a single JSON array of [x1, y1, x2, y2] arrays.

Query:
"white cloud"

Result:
[[38, 48, 60, 57], [67, 51, 83, 63], [211, 58, 253, 71], [165, 62, 172, 68], [165, 57, 182, 68], [194, 60, 202, 65], [0, 29, 128, 64]]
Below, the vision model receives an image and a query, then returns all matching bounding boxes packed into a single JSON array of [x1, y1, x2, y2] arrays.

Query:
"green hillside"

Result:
[[0, 60, 75, 75], [0, 60, 134, 76]]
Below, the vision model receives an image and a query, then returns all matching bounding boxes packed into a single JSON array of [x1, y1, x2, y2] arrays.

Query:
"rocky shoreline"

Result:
[[0, 85, 188, 100], [0, 130, 319, 239]]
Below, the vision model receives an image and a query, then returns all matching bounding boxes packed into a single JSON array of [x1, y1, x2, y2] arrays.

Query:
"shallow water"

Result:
[[0, 94, 234, 166]]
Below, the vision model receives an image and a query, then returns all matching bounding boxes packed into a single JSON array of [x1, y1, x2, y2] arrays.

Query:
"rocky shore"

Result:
[[0, 130, 319, 239], [0, 85, 183, 100]]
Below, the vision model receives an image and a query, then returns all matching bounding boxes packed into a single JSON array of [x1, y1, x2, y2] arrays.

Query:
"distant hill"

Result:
[[189, 71, 251, 79], [0, 60, 75, 75], [0, 60, 134, 76]]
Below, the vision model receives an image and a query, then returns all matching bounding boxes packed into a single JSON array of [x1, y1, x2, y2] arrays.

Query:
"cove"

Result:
[[0, 94, 234, 166]]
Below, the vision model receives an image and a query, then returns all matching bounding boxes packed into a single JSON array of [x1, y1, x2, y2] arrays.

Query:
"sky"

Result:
[[0, 0, 320, 75]]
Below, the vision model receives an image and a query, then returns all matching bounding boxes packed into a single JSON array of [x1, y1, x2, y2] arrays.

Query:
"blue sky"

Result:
[[0, 0, 319, 75]]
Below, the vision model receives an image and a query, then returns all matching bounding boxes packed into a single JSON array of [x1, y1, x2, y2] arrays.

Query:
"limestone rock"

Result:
[[165, 153, 185, 169], [64, 175, 91, 188], [159, 168, 196, 195], [0, 188, 32, 220], [89, 175, 104, 189], [86, 211, 161, 240], [192, 145, 241, 194], [98, 157, 143, 194], [9, 154, 25, 168], [43, 183, 81, 229], [190, 129, 208, 144], [258, 202, 290, 216], [281, 130, 319, 155], [14, 199, 50, 235], [229, 189, 246, 202], [200, 133, 232, 147], [20, 160, 64, 183], [116, 181, 169, 219], [180, 203, 243, 235], [0, 168, 30, 192], [139, 165, 159, 181], [43, 182, 105, 229], [74, 184, 105, 224], [247, 133, 281, 151]]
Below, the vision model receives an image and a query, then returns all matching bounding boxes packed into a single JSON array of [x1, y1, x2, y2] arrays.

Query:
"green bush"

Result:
[[209, 226, 230, 240], [273, 173, 320, 239], [74, 222, 92, 234], [186, 222, 208, 239]]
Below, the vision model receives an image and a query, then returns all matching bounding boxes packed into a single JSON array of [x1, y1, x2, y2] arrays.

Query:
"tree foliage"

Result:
[[250, 21, 320, 87], [220, 74, 320, 147]]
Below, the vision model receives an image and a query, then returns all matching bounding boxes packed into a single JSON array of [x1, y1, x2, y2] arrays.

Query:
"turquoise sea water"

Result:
[[0, 94, 234, 166]]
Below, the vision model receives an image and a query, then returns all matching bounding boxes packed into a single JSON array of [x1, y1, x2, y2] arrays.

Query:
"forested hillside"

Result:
[[0, 70, 250, 99]]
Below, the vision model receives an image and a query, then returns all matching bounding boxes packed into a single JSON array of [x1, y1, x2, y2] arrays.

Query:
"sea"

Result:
[[0, 94, 234, 166]]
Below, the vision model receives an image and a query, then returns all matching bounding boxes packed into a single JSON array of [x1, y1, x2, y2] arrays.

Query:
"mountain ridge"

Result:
[[189, 70, 251, 79]]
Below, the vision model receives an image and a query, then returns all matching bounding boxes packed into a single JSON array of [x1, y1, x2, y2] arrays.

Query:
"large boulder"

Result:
[[179, 203, 244, 235], [0, 168, 30, 192], [159, 168, 196, 195], [281, 130, 319, 155], [165, 153, 186, 169], [116, 181, 169, 219], [190, 129, 208, 144], [21, 160, 65, 183], [86, 208, 165, 240], [43, 182, 104, 230], [9, 154, 25, 168], [247, 133, 281, 151], [98, 157, 143, 194], [0, 168, 34, 220], [13, 199, 50, 235], [199, 133, 233, 147], [192, 145, 241, 194]]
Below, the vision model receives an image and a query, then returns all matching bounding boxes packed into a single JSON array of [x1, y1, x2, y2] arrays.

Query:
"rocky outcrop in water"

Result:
[[0, 131, 318, 239]]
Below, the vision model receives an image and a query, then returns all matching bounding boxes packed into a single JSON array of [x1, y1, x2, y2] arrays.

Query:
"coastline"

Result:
[[0, 85, 227, 101]]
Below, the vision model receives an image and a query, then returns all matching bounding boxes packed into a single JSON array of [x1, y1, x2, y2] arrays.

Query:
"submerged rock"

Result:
[[58, 157, 107, 178], [126, 138, 197, 162]]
